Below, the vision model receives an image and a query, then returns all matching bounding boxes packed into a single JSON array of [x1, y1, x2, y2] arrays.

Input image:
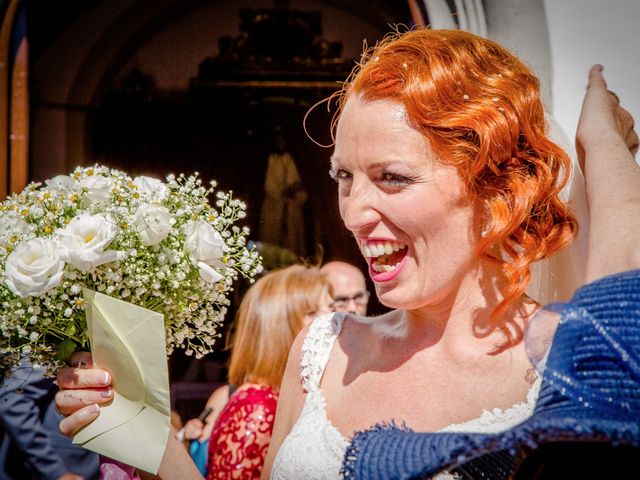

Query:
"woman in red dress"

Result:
[[205, 264, 333, 479]]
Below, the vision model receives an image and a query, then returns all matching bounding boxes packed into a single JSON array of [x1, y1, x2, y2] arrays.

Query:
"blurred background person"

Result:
[[0, 362, 99, 480], [180, 264, 332, 479], [180, 384, 234, 476], [321, 260, 369, 315]]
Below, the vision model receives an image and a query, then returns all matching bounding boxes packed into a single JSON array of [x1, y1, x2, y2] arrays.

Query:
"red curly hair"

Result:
[[339, 29, 577, 344]]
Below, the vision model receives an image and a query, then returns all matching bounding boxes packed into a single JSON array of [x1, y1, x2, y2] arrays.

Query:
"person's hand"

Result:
[[57, 473, 84, 480], [183, 416, 216, 443], [55, 352, 113, 436], [576, 64, 639, 172], [183, 418, 204, 441], [198, 417, 216, 442]]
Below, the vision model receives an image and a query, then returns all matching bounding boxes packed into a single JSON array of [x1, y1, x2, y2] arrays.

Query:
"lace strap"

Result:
[[300, 312, 345, 393]]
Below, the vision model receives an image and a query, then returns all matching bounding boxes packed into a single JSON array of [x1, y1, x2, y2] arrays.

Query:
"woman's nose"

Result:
[[339, 179, 380, 234]]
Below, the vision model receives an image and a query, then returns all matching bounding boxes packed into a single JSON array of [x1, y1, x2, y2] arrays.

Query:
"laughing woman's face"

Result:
[[331, 96, 482, 311]]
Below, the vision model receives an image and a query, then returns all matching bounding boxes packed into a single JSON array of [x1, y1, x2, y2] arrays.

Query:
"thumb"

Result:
[[587, 64, 607, 91]]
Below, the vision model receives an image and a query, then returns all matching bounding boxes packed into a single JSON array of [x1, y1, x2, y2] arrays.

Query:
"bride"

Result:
[[55, 29, 638, 480]]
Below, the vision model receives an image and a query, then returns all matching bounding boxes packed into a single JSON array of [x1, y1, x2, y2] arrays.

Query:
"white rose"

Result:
[[132, 203, 173, 246], [184, 220, 228, 283], [4, 238, 65, 297], [57, 214, 126, 271], [44, 174, 76, 191], [133, 176, 169, 203], [79, 175, 114, 204]]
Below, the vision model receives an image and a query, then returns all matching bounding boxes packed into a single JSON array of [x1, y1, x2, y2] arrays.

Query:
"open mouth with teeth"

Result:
[[362, 240, 408, 276]]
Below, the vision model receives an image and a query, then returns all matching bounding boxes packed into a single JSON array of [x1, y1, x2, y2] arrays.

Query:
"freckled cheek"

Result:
[[404, 215, 465, 255]]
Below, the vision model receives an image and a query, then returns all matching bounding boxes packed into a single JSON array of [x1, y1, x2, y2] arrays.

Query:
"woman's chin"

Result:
[[375, 288, 415, 310]]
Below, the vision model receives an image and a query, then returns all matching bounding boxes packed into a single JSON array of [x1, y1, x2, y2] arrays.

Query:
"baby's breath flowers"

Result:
[[0, 165, 262, 375]]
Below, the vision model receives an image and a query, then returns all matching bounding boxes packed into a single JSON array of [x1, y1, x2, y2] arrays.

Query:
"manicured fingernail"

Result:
[[101, 372, 110, 385], [101, 389, 113, 398], [80, 404, 100, 419]]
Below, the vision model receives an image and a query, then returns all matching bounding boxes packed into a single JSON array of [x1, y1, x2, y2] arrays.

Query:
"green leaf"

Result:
[[56, 338, 77, 362]]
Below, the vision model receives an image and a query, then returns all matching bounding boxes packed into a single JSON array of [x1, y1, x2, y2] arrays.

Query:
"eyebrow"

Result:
[[330, 156, 409, 170]]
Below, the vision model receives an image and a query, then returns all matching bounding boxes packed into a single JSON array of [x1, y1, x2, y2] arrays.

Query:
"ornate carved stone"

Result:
[[193, 7, 352, 89]]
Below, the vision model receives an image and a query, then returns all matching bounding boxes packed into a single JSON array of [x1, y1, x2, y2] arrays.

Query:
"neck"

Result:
[[385, 261, 533, 352]]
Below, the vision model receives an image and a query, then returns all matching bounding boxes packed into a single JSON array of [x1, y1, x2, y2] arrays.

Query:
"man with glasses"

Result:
[[321, 261, 369, 316]]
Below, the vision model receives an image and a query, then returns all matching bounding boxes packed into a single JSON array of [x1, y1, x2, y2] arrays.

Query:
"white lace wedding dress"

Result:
[[271, 312, 541, 479]]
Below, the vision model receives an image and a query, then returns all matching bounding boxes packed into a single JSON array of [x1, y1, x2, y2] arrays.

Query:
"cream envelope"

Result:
[[73, 289, 171, 474]]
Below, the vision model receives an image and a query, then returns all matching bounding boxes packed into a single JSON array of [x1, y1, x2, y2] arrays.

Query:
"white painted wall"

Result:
[[544, 0, 640, 142], [485, 0, 552, 109]]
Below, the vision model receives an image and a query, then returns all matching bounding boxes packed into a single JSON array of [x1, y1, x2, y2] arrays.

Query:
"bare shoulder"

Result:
[[288, 323, 310, 373], [209, 384, 230, 405], [276, 323, 311, 417], [261, 324, 310, 478], [337, 311, 394, 355], [203, 384, 231, 415], [201, 383, 232, 430]]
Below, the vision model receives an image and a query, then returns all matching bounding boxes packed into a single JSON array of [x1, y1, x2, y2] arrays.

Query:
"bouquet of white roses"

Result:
[[0, 165, 262, 375]]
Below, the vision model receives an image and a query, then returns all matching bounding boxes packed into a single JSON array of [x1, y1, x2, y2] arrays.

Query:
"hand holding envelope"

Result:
[[73, 290, 171, 474]]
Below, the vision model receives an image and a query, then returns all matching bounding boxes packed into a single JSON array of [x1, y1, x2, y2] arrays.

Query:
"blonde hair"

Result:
[[227, 264, 330, 389]]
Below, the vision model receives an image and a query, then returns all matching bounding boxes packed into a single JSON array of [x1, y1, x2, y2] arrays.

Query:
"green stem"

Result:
[[46, 325, 83, 344]]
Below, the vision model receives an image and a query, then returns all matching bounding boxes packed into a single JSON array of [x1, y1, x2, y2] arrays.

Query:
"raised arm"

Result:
[[576, 65, 640, 282]]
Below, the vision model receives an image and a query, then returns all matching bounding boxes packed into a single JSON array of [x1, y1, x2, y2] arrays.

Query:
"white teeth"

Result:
[[365, 240, 408, 274], [361, 240, 406, 258], [372, 262, 398, 273]]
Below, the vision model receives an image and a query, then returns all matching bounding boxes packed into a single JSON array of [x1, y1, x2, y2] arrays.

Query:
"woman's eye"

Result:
[[380, 172, 412, 187], [329, 168, 352, 182]]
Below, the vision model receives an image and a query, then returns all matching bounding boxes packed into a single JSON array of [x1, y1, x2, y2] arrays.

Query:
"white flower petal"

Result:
[[4, 238, 64, 297], [197, 262, 224, 283], [132, 203, 172, 246], [184, 220, 228, 270], [133, 176, 169, 203], [79, 175, 114, 204], [57, 213, 125, 271]]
